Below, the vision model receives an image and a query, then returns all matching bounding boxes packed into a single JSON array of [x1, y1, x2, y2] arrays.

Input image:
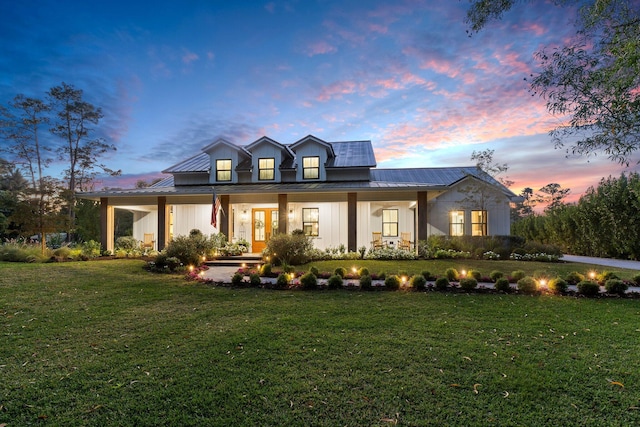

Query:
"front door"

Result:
[[252, 208, 279, 253]]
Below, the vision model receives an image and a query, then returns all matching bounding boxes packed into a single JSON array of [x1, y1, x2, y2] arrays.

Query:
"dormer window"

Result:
[[302, 156, 320, 179], [216, 159, 232, 181], [258, 158, 275, 180]]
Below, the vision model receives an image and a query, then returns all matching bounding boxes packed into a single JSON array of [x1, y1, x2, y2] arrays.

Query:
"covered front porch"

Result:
[[95, 188, 437, 254]]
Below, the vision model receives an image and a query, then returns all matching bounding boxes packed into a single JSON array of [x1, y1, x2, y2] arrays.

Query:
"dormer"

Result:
[[289, 135, 335, 182], [245, 136, 294, 183], [202, 138, 251, 184]]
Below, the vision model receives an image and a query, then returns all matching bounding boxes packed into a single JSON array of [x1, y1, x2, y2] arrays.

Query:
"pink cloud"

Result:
[[316, 80, 358, 101], [182, 50, 199, 64], [305, 40, 338, 56]]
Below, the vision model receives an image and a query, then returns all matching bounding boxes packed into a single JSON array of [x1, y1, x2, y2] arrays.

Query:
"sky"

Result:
[[1, 0, 638, 205]]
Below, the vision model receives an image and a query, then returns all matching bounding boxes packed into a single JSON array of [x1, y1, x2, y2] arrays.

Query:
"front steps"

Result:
[[205, 253, 263, 268]]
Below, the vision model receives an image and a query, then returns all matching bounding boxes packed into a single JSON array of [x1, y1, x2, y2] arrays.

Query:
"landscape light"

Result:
[[460, 270, 466, 278]]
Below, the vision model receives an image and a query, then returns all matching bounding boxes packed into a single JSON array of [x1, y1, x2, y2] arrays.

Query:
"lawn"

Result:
[[1, 260, 639, 426]]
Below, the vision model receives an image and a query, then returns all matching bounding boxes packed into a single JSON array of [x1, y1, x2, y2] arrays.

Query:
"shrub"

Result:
[[165, 231, 213, 266], [264, 231, 313, 265], [565, 271, 585, 285], [309, 266, 319, 276], [358, 267, 370, 277], [421, 270, 433, 280], [577, 280, 600, 297], [334, 267, 347, 278], [598, 271, 620, 283], [410, 275, 427, 291], [53, 246, 71, 260], [459, 277, 478, 291], [385, 275, 401, 291], [359, 275, 373, 290], [165, 257, 182, 271], [231, 272, 243, 286], [633, 273, 640, 286], [260, 263, 272, 276], [548, 278, 568, 294], [445, 268, 459, 282], [327, 274, 343, 290], [511, 270, 526, 282], [249, 273, 262, 287], [435, 277, 449, 291], [467, 270, 482, 281], [489, 270, 504, 282], [115, 236, 139, 251], [605, 279, 628, 296], [517, 277, 538, 295], [276, 273, 290, 289], [81, 240, 101, 258], [494, 278, 511, 293], [377, 271, 386, 280], [300, 272, 318, 290]]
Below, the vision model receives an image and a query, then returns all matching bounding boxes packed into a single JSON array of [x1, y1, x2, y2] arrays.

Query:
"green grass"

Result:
[[2, 260, 640, 426]]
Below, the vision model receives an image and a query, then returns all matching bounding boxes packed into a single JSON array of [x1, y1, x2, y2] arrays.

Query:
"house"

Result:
[[79, 135, 519, 253]]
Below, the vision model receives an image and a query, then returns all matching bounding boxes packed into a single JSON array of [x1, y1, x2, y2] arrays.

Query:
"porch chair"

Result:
[[141, 233, 155, 250], [371, 232, 384, 250], [398, 232, 412, 251]]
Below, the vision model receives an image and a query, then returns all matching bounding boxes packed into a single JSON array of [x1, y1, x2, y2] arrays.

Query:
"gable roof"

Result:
[[162, 152, 210, 174], [327, 141, 376, 168]]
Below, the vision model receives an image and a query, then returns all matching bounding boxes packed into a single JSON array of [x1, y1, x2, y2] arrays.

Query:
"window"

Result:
[[258, 158, 275, 180], [216, 159, 232, 181], [302, 156, 320, 179], [450, 210, 464, 236], [472, 210, 487, 236], [302, 208, 319, 236], [382, 209, 398, 237]]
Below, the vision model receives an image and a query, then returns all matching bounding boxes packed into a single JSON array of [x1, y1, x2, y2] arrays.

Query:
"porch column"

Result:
[[278, 193, 288, 234], [157, 197, 169, 251], [100, 197, 114, 252], [417, 191, 428, 242], [347, 192, 357, 252], [220, 195, 230, 241]]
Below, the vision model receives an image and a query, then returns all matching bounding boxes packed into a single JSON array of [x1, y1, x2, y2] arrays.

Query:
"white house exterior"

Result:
[[80, 135, 518, 253]]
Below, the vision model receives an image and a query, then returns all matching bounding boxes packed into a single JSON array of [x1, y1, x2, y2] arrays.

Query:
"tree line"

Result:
[[512, 172, 640, 260], [0, 83, 119, 249]]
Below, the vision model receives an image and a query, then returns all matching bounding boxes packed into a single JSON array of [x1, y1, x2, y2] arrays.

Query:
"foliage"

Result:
[[115, 236, 139, 251], [467, 0, 640, 165], [467, 269, 482, 281], [260, 263, 272, 276], [275, 273, 289, 289], [357, 267, 369, 277], [565, 271, 586, 285], [0, 239, 51, 262], [425, 235, 525, 261], [511, 270, 526, 282], [410, 274, 427, 291], [365, 246, 418, 260], [164, 229, 215, 266], [421, 270, 433, 280], [300, 272, 318, 290], [445, 267, 459, 281], [384, 275, 401, 290], [308, 265, 319, 276], [494, 278, 511, 293], [80, 240, 101, 258], [549, 278, 569, 294], [460, 277, 478, 291], [435, 277, 450, 291], [263, 230, 313, 265], [633, 274, 640, 286], [249, 273, 261, 287], [489, 270, 504, 282], [598, 270, 620, 283], [517, 276, 538, 295], [513, 172, 640, 260], [231, 272, 243, 286], [334, 267, 347, 277], [359, 274, 373, 290], [577, 280, 601, 297], [604, 279, 628, 296], [327, 274, 343, 290]]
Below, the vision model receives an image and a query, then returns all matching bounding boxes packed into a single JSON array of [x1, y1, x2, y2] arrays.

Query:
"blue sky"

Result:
[[1, 0, 637, 203]]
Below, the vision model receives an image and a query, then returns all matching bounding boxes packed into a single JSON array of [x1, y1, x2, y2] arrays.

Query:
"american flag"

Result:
[[211, 190, 221, 228]]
